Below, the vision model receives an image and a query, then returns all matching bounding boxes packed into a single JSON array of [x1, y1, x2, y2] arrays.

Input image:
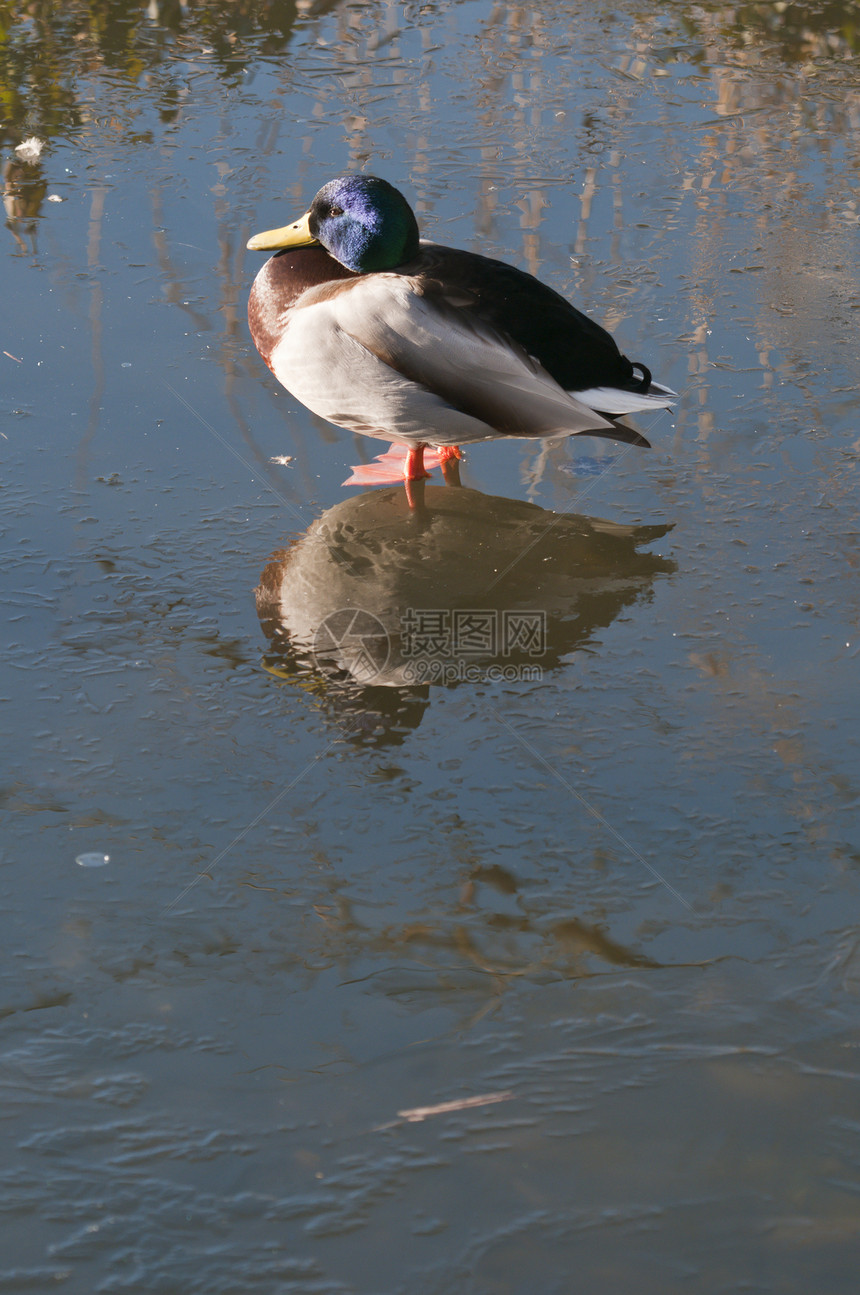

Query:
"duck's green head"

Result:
[[247, 175, 420, 273]]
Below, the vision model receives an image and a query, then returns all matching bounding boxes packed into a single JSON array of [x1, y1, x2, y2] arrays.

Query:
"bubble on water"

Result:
[[76, 852, 110, 868]]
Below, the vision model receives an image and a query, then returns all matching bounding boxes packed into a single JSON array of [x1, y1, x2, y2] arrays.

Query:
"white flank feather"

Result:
[[574, 383, 677, 416]]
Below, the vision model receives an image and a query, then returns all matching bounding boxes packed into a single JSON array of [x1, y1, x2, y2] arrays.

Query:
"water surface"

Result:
[[2, 2, 860, 1290]]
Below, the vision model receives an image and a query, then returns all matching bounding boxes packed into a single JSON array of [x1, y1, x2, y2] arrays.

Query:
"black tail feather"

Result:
[[631, 362, 652, 392], [589, 423, 651, 448]]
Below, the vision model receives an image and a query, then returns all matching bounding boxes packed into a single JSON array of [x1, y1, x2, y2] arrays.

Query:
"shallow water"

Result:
[[2, 1, 860, 1290]]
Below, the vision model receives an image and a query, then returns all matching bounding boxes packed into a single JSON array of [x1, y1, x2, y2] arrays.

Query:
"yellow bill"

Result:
[[246, 209, 317, 252]]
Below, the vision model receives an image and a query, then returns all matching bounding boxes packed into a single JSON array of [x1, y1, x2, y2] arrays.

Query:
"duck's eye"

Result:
[[329, 205, 343, 217]]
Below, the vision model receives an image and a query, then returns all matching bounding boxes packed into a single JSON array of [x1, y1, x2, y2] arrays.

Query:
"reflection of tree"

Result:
[[309, 863, 663, 1012], [0, 0, 339, 147], [3, 153, 47, 253], [685, 2, 860, 60], [3, 0, 855, 150], [0, 6, 80, 147]]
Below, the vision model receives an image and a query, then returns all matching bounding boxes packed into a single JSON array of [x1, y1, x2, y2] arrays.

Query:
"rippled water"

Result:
[[3, 2, 860, 1290]]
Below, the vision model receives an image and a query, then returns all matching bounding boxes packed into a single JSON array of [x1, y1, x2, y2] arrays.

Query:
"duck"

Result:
[[247, 175, 675, 484]]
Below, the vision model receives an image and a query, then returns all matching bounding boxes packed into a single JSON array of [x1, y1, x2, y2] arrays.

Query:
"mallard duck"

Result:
[[247, 175, 675, 482]]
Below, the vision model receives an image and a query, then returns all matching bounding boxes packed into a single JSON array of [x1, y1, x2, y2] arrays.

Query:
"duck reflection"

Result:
[[257, 482, 674, 738]]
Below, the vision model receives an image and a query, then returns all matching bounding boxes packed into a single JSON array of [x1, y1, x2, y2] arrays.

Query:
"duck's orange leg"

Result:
[[439, 444, 463, 486], [404, 443, 431, 481], [403, 444, 430, 510]]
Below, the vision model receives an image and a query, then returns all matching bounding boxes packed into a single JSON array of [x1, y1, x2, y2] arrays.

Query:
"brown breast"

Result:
[[247, 246, 357, 369]]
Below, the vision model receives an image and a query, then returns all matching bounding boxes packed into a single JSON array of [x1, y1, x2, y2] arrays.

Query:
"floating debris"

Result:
[[15, 137, 45, 164], [397, 1091, 514, 1121], [374, 1089, 514, 1130], [269, 455, 294, 465]]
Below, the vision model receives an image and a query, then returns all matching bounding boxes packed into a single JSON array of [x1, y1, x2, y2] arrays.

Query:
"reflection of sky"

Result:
[[2, 0, 858, 961], [6, 0, 859, 495], [3, 6, 859, 940]]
